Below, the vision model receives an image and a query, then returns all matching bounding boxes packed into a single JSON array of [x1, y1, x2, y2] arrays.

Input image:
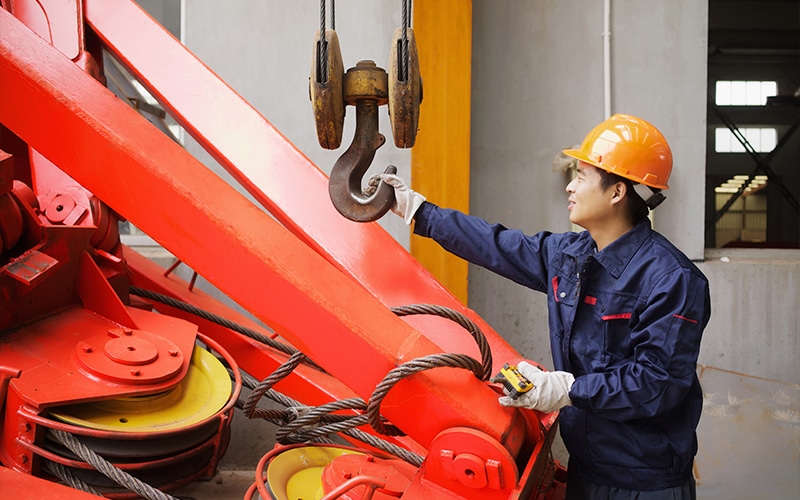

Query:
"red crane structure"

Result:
[[0, 1, 566, 498]]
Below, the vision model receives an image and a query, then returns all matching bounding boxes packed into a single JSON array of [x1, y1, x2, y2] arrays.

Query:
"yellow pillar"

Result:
[[412, 1, 472, 305]]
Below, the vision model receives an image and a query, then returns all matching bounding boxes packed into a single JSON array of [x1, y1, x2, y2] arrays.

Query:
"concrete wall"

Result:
[[698, 250, 799, 382], [169, 0, 798, 385]]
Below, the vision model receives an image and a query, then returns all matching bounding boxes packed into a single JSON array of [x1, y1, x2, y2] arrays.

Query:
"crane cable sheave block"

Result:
[[309, 29, 423, 151], [388, 27, 422, 149], [310, 29, 345, 150], [312, 27, 422, 222]]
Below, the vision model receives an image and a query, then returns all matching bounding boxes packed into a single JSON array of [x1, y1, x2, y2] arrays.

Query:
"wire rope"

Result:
[[130, 287, 492, 468], [50, 429, 180, 500], [400, 0, 412, 81], [129, 286, 322, 370], [43, 461, 102, 497], [317, 0, 337, 83]]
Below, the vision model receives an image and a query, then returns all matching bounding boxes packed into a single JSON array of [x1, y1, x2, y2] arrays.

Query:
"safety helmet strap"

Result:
[[633, 182, 666, 210]]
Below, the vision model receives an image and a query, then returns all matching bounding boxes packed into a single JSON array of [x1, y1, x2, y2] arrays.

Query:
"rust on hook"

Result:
[[328, 60, 396, 222]]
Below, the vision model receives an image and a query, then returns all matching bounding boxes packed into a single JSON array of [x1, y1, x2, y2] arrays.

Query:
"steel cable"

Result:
[[242, 355, 378, 444], [390, 303, 493, 380], [238, 367, 424, 465], [50, 429, 179, 500], [131, 287, 487, 466], [317, 0, 336, 83], [399, 0, 412, 81], [129, 287, 322, 370], [241, 351, 307, 418], [44, 461, 102, 497], [366, 352, 483, 436]]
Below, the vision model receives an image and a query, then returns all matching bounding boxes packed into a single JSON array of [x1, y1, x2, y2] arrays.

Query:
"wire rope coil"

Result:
[[130, 287, 492, 465], [390, 303, 493, 380]]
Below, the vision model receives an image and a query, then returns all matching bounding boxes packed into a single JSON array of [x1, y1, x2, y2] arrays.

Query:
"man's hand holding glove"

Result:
[[498, 361, 575, 413], [371, 173, 426, 225]]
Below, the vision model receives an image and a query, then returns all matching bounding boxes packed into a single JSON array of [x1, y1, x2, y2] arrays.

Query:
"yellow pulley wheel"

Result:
[[50, 346, 231, 432], [388, 27, 422, 148], [310, 29, 345, 150], [267, 446, 364, 500]]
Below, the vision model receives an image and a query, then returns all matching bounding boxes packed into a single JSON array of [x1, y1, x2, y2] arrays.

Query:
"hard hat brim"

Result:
[[561, 148, 669, 190], [563, 148, 600, 169]]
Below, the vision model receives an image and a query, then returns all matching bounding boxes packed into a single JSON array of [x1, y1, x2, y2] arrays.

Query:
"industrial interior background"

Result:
[[117, 0, 797, 498]]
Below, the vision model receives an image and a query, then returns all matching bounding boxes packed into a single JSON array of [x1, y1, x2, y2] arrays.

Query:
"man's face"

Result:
[[565, 162, 614, 229]]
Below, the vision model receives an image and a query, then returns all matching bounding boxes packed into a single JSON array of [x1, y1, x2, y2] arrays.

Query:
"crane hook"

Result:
[[328, 61, 396, 222]]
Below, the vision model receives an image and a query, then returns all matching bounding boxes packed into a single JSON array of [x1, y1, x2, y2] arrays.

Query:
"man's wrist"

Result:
[[412, 201, 434, 234]]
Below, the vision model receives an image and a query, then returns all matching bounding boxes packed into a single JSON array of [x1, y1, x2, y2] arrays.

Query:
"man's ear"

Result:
[[610, 181, 627, 205]]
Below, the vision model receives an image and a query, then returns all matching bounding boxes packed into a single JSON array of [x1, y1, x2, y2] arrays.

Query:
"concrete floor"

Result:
[[693, 365, 800, 498]]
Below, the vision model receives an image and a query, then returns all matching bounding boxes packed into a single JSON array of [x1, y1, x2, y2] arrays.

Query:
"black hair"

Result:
[[596, 169, 650, 222]]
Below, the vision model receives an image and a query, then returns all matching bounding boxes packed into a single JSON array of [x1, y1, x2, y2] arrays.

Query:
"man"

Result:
[[378, 114, 710, 499]]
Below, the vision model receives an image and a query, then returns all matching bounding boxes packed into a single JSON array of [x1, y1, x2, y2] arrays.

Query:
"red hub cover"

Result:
[[322, 453, 418, 499]]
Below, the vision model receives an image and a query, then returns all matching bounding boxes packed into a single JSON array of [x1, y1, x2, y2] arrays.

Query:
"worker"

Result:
[[377, 114, 710, 499]]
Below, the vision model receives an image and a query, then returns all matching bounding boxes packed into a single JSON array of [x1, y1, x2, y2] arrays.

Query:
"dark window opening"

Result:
[[706, 0, 800, 249]]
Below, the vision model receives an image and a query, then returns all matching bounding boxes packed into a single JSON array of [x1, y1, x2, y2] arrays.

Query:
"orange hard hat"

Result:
[[563, 114, 672, 190]]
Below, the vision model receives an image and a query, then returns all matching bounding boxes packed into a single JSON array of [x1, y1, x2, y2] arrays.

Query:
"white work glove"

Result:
[[370, 173, 426, 225], [498, 361, 575, 413]]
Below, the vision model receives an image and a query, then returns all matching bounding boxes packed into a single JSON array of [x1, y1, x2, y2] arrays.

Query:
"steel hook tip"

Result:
[[328, 100, 396, 222], [329, 160, 397, 222]]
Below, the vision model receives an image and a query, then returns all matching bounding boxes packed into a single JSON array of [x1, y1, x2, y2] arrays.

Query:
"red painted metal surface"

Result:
[[1, 307, 195, 406], [81, 0, 523, 368], [4, 0, 84, 61], [2, 335, 239, 497], [322, 453, 418, 498], [0, 6, 524, 452], [0, 148, 238, 493], [0, 0, 566, 496], [0, 466, 99, 499], [123, 248, 429, 458]]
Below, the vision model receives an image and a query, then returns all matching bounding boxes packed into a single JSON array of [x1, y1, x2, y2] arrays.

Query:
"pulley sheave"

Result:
[[51, 346, 231, 432]]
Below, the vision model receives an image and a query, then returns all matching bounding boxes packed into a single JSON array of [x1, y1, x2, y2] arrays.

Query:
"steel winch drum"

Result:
[[37, 337, 241, 498]]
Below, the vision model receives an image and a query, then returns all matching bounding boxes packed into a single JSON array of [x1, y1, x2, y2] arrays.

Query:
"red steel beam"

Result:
[[82, 0, 523, 368], [122, 247, 428, 457], [0, 8, 522, 452]]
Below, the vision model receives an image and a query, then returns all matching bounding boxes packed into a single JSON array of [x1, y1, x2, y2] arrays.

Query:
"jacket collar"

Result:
[[563, 218, 653, 278]]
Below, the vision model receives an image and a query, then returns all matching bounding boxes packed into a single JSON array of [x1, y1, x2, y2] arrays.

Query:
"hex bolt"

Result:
[[131, 369, 140, 376], [123, 328, 133, 336], [82, 344, 93, 353], [19, 423, 30, 433], [168, 349, 179, 357]]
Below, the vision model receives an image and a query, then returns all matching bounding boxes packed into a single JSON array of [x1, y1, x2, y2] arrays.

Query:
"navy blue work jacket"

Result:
[[414, 202, 710, 491]]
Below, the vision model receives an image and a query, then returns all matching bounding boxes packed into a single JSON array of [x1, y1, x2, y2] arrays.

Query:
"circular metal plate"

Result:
[[75, 327, 185, 384], [322, 453, 417, 499], [51, 346, 231, 432]]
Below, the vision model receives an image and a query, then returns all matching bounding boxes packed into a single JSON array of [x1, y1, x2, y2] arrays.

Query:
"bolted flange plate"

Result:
[[76, 327, 185, 384]]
